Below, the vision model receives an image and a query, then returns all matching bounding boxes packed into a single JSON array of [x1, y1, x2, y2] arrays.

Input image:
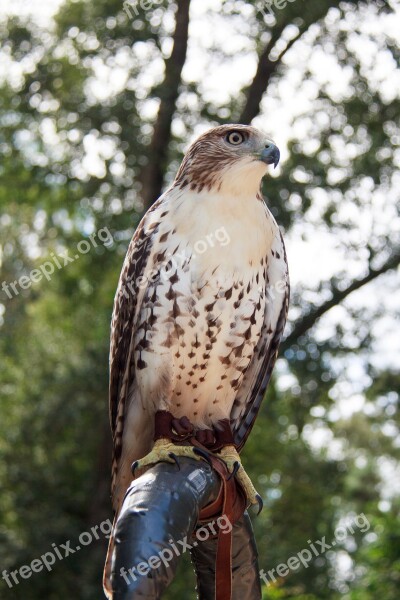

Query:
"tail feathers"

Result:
[[103, 513, 118, 600]]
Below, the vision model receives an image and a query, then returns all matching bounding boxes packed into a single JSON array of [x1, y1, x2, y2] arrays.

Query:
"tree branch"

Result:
[[239, 24, 289, 125], [281, 250, 400, 352], [239, 2, 343, 125], [140, 0, 191, 209]]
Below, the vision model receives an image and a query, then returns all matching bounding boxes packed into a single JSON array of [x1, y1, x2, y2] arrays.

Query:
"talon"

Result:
[[130, 439, 205, 477], [227, 461, 240, 481], [168, 453, 181, 470], [193, 447, 212, 465], [218, 445, 261, 508], [255, 493, 263, 515]]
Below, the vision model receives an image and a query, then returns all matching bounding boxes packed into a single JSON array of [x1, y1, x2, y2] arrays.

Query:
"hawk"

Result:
[[104, 124, 289, 595]]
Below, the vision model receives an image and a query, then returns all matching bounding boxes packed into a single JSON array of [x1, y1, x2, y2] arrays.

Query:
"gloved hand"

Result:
[[110, 458, 261, 599]]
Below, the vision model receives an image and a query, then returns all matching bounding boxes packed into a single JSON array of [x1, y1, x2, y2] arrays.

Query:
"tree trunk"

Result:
[[140, 0, 191, 210]]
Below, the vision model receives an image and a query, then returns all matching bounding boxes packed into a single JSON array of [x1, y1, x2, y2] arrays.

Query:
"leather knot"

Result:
[[154, 411, 235, 452], [171, 416, 194, 438]]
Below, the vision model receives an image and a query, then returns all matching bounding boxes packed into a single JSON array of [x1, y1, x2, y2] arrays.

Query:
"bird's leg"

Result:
[[131, 438, 206, 475], [218, 445, 263, 514]]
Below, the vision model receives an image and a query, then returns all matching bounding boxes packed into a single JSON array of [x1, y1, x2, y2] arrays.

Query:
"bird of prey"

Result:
[[104, 125, 289, 593]]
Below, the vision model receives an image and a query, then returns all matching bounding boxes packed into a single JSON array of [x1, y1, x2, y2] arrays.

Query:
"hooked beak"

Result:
[[260, 143, 280, 169]]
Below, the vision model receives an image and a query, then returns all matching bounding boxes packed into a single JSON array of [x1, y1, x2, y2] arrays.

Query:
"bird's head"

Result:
[[174, 124, 280, 197]]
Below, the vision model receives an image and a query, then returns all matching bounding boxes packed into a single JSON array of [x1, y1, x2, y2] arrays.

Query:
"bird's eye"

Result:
[[226, 131, 245, 146]]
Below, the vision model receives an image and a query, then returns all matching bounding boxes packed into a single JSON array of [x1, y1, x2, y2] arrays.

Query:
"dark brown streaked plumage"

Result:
[[103, 124, 289, 598]]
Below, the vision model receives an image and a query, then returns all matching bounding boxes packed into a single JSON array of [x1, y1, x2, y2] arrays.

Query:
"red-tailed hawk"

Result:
[[104, 124, 289, 596]]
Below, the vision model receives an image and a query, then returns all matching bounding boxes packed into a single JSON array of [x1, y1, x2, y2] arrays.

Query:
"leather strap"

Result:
[[153, 410, 235, 452], [154, 410, 247, 600], [194, 443, 247, 600]]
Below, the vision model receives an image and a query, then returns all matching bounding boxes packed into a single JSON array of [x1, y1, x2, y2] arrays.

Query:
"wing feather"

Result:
[[232, 232, 289, 451], [109, 200, 163, 498]]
